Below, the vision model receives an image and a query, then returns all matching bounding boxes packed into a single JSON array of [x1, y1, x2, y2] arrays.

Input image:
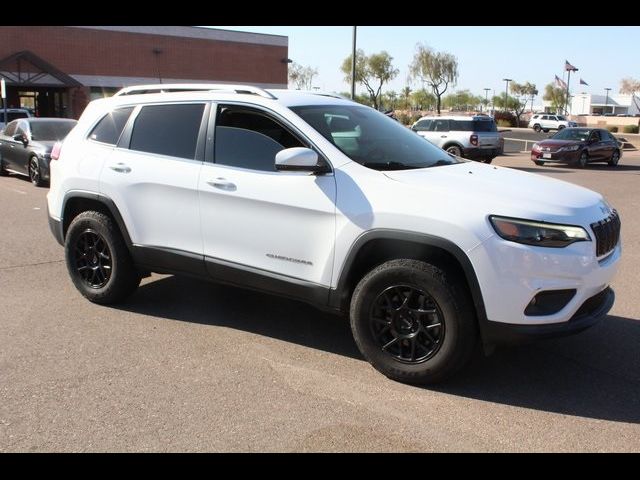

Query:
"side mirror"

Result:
[[275, 147, 329, 174], [13, 133, 27, 145]]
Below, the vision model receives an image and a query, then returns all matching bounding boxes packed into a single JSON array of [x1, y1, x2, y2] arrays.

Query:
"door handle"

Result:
[[440, 135, 447, 138], [206, 178, 236, 191], [109, 163, 131, 173]]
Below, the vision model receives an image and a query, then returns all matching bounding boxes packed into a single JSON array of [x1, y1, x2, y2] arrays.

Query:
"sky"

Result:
[[208, 26, 640, 101]]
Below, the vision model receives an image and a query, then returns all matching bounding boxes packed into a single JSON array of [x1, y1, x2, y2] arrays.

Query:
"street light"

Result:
[[604, 88, 612, 115], [502, 78, 512, 113], [483, 88, 490, 113]]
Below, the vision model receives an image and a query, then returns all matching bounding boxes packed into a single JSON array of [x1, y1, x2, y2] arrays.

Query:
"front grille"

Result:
[[590, 210, 621, 257]]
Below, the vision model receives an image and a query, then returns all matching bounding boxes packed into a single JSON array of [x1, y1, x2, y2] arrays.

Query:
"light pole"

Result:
[[502, 78, 512, 113], [604, 88, 611, 115], [483, 88, 490, 113], [351, 26, 357, 100]]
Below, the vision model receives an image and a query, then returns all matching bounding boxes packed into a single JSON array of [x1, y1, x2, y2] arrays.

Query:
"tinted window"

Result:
[[215, 106, 304, 171], [589, 130, 601, 142], [413, 119, 432, 131], [130, 104, 205, 159], [432, 119, 449, 132], [30, 120, 77, 141], [15, 121, 28, 136], [450, 120, 497, 132], [292, 104, 461, 170], [7, 111, 28, 122], [556, 116, 567, 121], [4, 121, 17, 136], [89, 107, 134, 145], [551, 128, 590, 141]]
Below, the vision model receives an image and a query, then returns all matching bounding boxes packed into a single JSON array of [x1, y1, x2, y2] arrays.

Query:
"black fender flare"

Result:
[[329, 228, 488, 335], [61, 190, 133, 249]]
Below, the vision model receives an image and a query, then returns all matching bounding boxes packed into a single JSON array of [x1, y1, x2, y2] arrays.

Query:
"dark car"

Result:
[[0, 118, 77, 186], [530, 127, 622, 168]]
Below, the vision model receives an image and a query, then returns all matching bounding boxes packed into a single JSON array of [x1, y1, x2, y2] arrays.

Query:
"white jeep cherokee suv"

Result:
[[47, 84, 621, 384]]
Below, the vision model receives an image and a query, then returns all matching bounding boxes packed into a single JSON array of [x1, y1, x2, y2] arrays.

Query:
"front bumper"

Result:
[[531, 149, 581, 164], [482, 286, 614, 346], [47, 204, 64, 246]]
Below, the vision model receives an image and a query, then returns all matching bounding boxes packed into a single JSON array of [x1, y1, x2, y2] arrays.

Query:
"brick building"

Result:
[[0, 26, 289, 119]]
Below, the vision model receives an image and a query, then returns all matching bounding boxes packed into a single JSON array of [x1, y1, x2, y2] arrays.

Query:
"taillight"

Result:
[[470, 134, 478, 146], [51, 142, 63, 160]]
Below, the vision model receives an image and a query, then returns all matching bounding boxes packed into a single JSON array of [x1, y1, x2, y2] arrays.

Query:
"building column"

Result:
[[70, 86, 90, 119]]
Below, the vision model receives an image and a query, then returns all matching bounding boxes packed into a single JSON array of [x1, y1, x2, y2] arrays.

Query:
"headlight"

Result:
[[559, 144, 580, 152], [489, 216, 591, 247]]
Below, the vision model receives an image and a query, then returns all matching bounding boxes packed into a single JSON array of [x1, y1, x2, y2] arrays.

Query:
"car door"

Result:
[[430, 119, 450, 148], [601, 130, 617, 158], [99, 102, 208, 257], [412, 119, 433, 141], [198, 103, 337, 287], [0, 120, 18, 169], [587, 130, 605, 160]]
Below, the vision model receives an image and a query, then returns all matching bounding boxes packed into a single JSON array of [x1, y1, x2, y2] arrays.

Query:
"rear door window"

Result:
[[432, 119, 449, 132], [413, 119, 432, 131], [129, 103, 205, 159]]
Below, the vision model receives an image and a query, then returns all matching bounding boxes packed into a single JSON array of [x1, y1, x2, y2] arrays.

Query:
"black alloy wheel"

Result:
[[369, 285, 445, 364], [73, 229, 112, 288], [29, 156, 42, 186], [608, 150, 620, 167]]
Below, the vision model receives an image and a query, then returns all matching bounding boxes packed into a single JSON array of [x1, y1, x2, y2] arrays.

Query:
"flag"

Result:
[[565, 60, 577, 71], [555, 75, 567, 89], [579, 78, 589, 86]]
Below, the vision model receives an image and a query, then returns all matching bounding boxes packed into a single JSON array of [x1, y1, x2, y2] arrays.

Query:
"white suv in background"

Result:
[[529, 114, 578, 132], [47, 84, 621, 384], [411, 115, 502, 163]]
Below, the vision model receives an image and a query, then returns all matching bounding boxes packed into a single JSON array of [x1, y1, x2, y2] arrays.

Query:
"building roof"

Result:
[[68, 26, 288, 47]]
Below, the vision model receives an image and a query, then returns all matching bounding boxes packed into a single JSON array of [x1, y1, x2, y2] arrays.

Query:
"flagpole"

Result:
[[565, 69, 571, 115]]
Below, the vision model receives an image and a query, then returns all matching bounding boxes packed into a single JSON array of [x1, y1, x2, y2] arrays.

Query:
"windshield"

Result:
[[290, 104, 461, 170], [551, 128, 590, 141], [29, 120, 77, 141]]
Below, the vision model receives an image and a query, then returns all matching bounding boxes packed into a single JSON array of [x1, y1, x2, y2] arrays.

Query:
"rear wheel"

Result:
[[533, 124, 541, 132], [482, 157, 494, 164], [534, 160, 545, 166], [65, 211, 141, 304], [0, 155, 7, 176], [608, 150, 620, 167], [350, 259, 477, 384], [558, 125, 565, 130], [445, 145, 462, 157], [28, 155, 45, 187]]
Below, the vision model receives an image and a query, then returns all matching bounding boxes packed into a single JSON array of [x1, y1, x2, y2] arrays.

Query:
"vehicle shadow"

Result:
[[117, 275, 640, 424]]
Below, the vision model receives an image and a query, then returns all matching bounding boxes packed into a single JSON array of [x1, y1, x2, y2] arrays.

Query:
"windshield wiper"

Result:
[[362, 161, 419, 170]]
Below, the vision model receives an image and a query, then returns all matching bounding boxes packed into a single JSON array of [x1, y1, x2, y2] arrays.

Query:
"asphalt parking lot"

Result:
[[1, 151, 640, 452]]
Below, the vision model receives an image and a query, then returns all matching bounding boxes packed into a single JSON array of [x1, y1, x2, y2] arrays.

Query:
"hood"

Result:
[[383, 161, 604, 223], [537, 139, 582, 148]]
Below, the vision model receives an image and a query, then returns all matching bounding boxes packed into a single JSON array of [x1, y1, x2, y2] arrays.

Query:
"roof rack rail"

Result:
[[113, 83, 277, 99]]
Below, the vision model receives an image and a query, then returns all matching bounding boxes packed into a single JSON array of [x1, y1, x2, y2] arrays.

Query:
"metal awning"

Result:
[[0, 50, 82, 87]]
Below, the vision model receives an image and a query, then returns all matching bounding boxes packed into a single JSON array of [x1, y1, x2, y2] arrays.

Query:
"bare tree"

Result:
[[510, 81, 538, 126], [288, 62, 318, 90], [620, 77, 640, 113], [341, 49, 399, 110], [409, 44, 458, 114]]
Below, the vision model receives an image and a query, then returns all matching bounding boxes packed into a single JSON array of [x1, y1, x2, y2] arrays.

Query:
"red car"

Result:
[[531, 127, 622, 168]]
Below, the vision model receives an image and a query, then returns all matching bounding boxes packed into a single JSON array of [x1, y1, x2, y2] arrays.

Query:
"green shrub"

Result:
[[623, 124, 639, 134], [606, 126, 618, 132]]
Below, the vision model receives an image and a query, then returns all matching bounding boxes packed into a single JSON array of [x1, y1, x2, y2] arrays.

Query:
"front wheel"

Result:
[[533, 124, 541, 132], [350, 259, 477, 385], [65, 211, 141, 304], [534, 160, 545, 166], [577, 151, 588, 168], [608, 150, 620, 167], [0, 155, 8, 176]]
